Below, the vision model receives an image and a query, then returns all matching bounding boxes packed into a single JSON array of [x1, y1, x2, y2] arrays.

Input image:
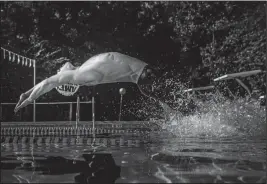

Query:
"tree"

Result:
[[1, 1, 265, 121]]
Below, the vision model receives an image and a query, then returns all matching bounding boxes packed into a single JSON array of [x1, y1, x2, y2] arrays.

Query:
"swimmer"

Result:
[[14, 52, 172, 116]]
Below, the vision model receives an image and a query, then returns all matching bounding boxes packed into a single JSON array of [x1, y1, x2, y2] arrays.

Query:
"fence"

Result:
[[0, 100, 93, 122]]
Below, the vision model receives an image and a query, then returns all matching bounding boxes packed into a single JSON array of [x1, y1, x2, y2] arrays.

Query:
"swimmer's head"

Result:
[[57, 62, 76, 73]]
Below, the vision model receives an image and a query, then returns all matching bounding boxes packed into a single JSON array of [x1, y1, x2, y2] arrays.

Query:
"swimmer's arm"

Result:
[[14, 75, 65, 112]]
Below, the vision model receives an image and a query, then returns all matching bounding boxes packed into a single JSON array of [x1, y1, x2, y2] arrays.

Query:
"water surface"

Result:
[[1, 131, 266, 183]]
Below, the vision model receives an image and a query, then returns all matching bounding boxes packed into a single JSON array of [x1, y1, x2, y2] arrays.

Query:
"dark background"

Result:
[[0, 2, 266, 121]]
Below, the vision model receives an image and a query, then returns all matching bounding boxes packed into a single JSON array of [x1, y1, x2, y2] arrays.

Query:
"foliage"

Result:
[[1, 2, 266, 120]]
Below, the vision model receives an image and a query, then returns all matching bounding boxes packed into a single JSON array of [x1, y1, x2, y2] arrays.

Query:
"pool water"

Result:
[[1, 131, 266, 183]]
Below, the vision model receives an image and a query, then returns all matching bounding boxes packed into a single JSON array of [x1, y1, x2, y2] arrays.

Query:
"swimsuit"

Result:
[[80, 52, 148, 84]]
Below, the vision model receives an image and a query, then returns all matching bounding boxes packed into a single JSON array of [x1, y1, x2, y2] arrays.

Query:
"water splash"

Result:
[[166, 96, 265, 138], [129, 77, 266, 138]]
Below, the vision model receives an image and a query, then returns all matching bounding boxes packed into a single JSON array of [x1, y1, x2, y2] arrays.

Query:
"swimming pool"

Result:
[[1, 121, 266, 183]]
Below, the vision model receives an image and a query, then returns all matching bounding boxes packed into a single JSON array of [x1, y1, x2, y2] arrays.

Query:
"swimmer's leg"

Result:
[[137, 66, 176, 121], [137, 84, 158, 103], [137, 66, 165, 103]]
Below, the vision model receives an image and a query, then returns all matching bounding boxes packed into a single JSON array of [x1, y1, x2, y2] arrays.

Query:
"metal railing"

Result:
[[184, 70, 266, 100], [0, 100, 93, 124]]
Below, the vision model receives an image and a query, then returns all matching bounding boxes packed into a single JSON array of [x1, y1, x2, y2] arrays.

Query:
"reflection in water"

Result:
[[147, 135, 266, 184], [1, 153, 121, 184], [1, 132, 266, 183], [1, 134, 146, 183]]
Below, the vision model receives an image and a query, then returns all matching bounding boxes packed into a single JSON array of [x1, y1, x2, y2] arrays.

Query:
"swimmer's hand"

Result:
[[14, 99, 32, 113], [14, 94, 32, 113], [15, 93, 27, 110]]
